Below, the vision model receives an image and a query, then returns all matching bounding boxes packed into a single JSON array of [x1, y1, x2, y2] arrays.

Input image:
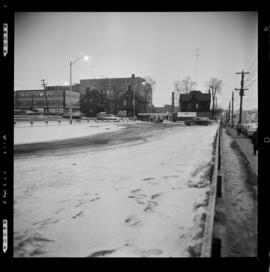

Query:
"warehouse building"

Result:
[[14, 86, 80, 114]]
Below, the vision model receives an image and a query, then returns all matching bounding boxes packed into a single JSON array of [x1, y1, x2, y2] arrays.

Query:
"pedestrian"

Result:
[[236, 122, 241, 136], [252, 128, 258, 155]]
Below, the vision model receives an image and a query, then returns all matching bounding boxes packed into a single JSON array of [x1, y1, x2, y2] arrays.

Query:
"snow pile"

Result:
[[14, 124, 218, 257], [14, 121, 125, 145]]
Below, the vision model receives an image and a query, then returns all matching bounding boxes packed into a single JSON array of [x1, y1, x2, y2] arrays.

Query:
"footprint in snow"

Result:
[[131, 188, 141, 193], [72, 211, 84, 219], [151, 192, 163, 199], [124, 215, 141, 226], [144, 201, 158, 213], [143, 177, 155, 181], [55, 207, 65, 214], [164, 175, 179, 179], [90, 196, 100, 202]]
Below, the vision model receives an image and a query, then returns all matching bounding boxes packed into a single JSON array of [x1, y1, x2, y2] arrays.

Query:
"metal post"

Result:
[[228, 101, 231, 126], [132, 74, 135, 119], [231, 91, 234, 127]]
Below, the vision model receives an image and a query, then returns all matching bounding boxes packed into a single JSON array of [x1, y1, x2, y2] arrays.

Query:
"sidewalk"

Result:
[[225, 127, 258, 176]]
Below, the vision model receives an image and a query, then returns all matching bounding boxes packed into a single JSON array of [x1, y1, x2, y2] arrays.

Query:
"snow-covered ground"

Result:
[[14, 123, 218, 257], [14, 121, 128, 145]]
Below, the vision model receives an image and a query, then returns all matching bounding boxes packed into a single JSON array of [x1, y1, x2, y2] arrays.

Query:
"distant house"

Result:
[[80, 88, 109, 117], [118, 85, 148, 117], [179, 90, 211, 118]]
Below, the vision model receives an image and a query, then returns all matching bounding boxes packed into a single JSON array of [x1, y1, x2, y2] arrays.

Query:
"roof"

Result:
[[180, 90, 210, 102]]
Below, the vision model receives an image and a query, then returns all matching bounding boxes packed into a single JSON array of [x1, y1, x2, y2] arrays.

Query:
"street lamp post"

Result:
[[69, 56, 88, 122]]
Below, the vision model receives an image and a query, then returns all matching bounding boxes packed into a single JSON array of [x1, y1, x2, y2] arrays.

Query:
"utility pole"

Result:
[[228, 101, 231, 126], [235, 70, 249, 124], [172, 91, 175, 113], [172, 91, 175, 121], [231, 91, 234, 127], [41, 79, 49, 114], [195, 48, 200, 84]]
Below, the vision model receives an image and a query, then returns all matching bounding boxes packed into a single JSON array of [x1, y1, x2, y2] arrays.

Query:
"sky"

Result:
[[15, 12, 258, 110]]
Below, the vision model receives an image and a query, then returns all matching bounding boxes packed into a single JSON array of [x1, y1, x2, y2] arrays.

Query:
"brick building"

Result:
[[80, 88, 109, 117], [118, 85, 148, 117], [14, 86, 80, 114], [179, 90, 211, 118], [79, 74, 152, 114]]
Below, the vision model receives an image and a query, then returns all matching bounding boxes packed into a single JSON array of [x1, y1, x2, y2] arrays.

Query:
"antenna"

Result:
[[195, 48, 200, 84]]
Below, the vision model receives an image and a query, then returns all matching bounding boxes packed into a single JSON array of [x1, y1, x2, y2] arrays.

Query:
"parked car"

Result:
[[97, 112, 121, 122], [246, 123, 258, 138], [184, 117, 212, 126], [62, 111, 82, 119], [240, 123, 249, 135]]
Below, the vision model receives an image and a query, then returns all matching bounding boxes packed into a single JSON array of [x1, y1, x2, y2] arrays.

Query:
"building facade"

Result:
[[80, 88, 109, 117], [14, 86, 80, 114], [179, 90, 211, 118], [79, 74, 153, 114], [118, 85, 148, 117], [80, 85, 149, 117]]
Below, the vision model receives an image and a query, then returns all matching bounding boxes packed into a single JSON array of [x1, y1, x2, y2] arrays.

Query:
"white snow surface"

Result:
[[14, 123, 218, 257], [14, 120, 127, 144]]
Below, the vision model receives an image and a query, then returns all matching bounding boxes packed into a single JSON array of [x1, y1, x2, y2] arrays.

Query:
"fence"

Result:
[[201, 122, 223, 257]]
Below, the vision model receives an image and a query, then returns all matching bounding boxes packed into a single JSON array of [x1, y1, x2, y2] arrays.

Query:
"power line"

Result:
[[245, 79, 257, 88], [243, 55, 257, 73], [246, 65, 257, 81], [235, 70, 249, 123]]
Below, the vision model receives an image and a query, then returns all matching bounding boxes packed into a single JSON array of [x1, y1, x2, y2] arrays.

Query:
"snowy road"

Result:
[[14, 122, 218, 257]]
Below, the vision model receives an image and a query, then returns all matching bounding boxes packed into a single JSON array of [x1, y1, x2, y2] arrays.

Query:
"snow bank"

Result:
[[14, 124, 218, 257], [14, 121, 125, 145]]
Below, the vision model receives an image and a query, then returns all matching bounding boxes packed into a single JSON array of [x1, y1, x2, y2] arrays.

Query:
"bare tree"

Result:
[[173, 76, 197, 95], [207, 77, 223, 118], [143, 76, 156, 90], [173, 76, 197, 111]]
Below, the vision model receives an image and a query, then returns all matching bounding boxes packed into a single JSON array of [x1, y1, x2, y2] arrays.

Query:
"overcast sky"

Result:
[[15, 12, 258, 110]]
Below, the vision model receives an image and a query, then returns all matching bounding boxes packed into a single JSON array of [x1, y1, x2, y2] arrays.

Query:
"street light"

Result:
[[69, 55, 88, 122]]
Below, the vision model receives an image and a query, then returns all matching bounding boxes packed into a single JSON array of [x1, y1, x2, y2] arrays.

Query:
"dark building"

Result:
[[80, 85, 148, 117], [80, 88, 109, 117], [179, 90, 211, 118], [118, 85, 148, 117], [79, 74, 153, 114]]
